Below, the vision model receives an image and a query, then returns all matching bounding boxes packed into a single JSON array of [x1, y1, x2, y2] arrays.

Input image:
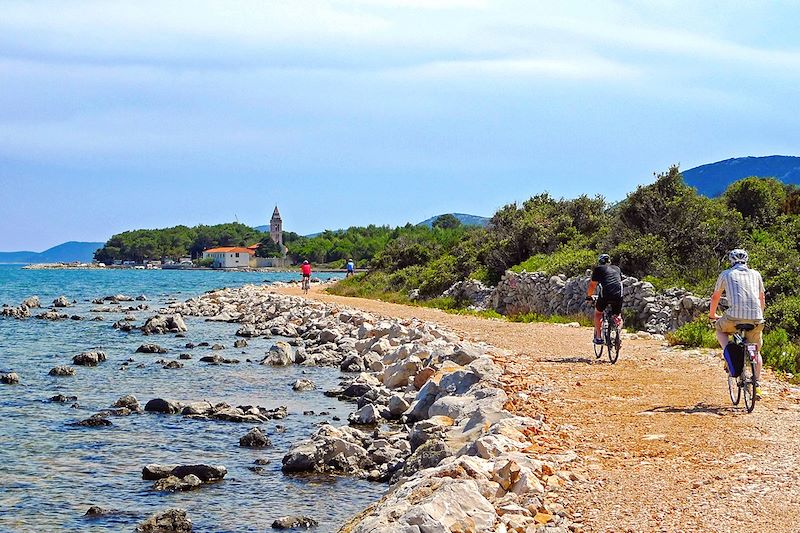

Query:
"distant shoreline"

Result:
[[13, 263, 361, 274]]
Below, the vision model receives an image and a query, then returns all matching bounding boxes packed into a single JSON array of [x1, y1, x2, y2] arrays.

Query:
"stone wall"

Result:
[[489, 271, 710, 334]]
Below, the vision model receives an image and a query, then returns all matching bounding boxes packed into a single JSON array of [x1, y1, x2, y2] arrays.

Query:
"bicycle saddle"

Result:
[[736, 324, 756, 331]]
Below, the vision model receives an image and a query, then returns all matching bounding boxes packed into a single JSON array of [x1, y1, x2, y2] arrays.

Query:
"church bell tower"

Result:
[[270, 206, 283, 247]]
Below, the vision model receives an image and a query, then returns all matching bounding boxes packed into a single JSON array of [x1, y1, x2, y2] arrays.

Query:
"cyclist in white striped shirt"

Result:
[[709, 249, 765, 398]]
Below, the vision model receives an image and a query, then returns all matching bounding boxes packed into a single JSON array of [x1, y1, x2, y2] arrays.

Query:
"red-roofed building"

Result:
[[202, 247, 256, 268]]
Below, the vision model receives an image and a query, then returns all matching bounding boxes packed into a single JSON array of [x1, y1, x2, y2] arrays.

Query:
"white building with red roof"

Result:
[[202, 246, 256, 268]]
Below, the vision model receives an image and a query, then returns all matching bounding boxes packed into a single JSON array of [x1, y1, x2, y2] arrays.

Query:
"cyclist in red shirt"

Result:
[[301, 260, 312, 279]]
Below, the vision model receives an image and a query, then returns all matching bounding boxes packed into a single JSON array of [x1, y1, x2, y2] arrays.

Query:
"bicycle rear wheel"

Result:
[[727, 374, 741, 405], [742, 359, 756, 413], [606, 313, 620, 364]]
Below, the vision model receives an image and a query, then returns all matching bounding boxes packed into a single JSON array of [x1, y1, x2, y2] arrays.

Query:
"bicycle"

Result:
[[301, 276, 310, 295], [722, 322, 759, 413], [589, 296, 622, 364]]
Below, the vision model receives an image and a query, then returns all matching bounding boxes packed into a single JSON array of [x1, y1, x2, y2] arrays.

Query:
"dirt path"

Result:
[[278, 285, 800, 532]]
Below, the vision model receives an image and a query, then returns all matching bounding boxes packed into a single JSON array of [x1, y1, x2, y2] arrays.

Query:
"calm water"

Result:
[[0, 265, 380, 532]]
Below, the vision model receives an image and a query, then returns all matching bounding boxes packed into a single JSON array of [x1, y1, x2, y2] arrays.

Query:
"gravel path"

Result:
[[278, 285, 800, 532]]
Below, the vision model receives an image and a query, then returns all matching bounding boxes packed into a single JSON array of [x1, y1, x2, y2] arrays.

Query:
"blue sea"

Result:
[[0, 265, 380, 532]]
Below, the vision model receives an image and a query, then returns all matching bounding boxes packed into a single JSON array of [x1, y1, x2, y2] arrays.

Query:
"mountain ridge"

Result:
[[0, 241, 105, 264], [683, 155, 800, 196]]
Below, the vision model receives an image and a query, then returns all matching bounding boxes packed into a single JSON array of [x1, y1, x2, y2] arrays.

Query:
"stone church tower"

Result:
[[270, 206, 283, 246]]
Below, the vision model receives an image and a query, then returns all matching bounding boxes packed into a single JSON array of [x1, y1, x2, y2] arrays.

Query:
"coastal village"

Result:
[[25, 207, 291, 270]]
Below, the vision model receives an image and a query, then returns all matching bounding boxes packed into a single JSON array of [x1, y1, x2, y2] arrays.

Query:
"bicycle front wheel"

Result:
[[728, 374, 741, 405], [742, 359, 756, 413]]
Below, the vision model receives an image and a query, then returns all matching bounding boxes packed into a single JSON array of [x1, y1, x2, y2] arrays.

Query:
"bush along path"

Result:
[[278, 284, 800, 532]]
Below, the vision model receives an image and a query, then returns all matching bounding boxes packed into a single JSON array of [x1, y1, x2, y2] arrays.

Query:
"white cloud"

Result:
[[395, 54, 640, 81]]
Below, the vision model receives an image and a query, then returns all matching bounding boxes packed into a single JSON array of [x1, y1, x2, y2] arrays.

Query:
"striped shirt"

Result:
[[714, 264, 765, 320]]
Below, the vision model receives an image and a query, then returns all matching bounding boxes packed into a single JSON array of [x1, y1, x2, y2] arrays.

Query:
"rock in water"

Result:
[[271, 516, 319, 529], [170, 464, 227, 482], [291, 379, 316, 392], [142, 464, 180, 480], [72, 351, 107, 367], [239, 427, 272, 448], [1, 372, 20, 384], [144, 398, 181, 414], [136, 509, 192, 533], [142, 314, 188, 335], [84, 506, 107, 518], [114, 394, 141, 411], [153, 474, 203, 492], [233, 339, 248, 348], [137, 344, 167, 354], [71, 416, 112, 427], [49, 366, 76, 377], [22, 296, 41, 308], [52, 296, 71, 308], [261, 342, 293, 366], [163, 361, 183, 369]]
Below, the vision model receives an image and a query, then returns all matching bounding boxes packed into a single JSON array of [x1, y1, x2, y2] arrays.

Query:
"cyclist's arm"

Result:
[[587, 280, 598, 298], [760, 291, 766, 312], [709, 289, 723, 319]]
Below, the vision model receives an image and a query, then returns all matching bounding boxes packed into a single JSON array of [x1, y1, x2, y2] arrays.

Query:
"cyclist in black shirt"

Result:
[[587, 254, 624, 345]]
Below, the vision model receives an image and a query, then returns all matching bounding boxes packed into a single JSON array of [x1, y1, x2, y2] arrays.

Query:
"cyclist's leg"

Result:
[[611, 299, 623, 328], [594, 298, 606, 339], [714, 316, 734, 350], [746, 323, 765, 381]]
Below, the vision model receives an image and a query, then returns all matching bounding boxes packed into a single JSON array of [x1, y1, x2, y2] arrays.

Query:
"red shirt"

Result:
[[301, 264, 311, 276]]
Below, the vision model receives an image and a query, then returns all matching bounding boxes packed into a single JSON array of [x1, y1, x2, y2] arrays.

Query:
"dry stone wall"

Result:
[[489, 271, 710, 334]]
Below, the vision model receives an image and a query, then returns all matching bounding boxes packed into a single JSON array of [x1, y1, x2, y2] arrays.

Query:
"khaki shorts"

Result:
[[716, 316, 764, 345]]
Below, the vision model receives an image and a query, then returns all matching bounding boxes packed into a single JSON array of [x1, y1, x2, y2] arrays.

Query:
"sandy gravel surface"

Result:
[[277, 285, 800, 532]]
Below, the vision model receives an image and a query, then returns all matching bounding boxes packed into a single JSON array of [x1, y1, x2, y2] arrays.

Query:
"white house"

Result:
[[202, 247, 256, 269]]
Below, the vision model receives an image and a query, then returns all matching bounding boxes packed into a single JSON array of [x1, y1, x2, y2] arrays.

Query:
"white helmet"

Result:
[[728, 249, 748, 265]]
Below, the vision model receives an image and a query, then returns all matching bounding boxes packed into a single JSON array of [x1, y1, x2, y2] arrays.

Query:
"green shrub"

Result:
[[418, 254, 460, 297], [666, 318, 718, 348], [512, 248, 597, 277], [761, 328, 800, 374], [765, 296, 800, 338]]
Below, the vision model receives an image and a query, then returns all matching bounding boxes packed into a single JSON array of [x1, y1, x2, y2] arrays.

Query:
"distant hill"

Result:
[[254, 225, 268, 233], [417, 213, 490, 228], [0, 241, 105, 264], [683, 155, 800, 197]]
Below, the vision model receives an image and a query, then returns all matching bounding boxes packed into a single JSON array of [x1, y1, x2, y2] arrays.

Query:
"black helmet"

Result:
[[598, 254, 611, 265]]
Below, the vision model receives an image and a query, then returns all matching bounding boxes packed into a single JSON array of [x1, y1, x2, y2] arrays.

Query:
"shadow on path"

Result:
[[541, 355, 599, 364], [645, 403, 732, 416]]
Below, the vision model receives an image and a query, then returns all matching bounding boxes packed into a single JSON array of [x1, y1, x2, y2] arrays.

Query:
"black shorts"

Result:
[[596, 297, 623, 315]]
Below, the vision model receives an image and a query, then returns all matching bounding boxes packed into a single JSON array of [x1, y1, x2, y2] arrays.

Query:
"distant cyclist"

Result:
[[587, 254, 624, 345], [301, 260, 312, 283], [346, 258, 355, 277], [709, 249, 765, 398]]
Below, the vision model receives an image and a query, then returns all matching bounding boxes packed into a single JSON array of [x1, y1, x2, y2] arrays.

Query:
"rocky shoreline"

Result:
[[167, 285, 582, 532]]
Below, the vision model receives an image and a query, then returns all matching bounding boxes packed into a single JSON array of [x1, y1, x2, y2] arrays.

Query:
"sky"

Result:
[[1, 0, 799, 251]]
